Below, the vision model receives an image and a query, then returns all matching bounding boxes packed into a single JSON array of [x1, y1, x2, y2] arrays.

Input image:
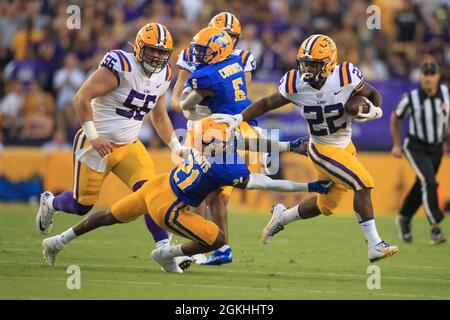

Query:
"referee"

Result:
[[390, 60, 449, 245]]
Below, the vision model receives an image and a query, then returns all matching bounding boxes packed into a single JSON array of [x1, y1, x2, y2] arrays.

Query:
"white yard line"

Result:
[[0, 275, 449, 300], [0, 259, 449, 285]]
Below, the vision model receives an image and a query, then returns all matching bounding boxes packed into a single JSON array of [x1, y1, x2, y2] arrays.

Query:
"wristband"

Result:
[[82, 121, 99, 141]]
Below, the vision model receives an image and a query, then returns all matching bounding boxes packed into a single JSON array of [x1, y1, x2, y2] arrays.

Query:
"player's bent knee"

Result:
[[211, 230, 226, 250]]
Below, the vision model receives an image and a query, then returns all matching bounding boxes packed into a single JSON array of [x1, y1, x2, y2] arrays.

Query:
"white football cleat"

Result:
[[175, 256, 194, 271], [192, 253, 208, 264], [36, 191, 56, 235], [261, 203, 286, 244], [368, 241, 399, 262], [151, 247, 183, 273], [42, 236, 64, 266]]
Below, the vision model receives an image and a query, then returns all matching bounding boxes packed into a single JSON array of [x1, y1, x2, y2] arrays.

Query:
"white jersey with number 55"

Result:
[[278, 61, 364, 148], [91, 49, 172, 145]]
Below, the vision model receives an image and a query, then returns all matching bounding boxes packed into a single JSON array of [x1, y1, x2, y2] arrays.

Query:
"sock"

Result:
[[144, 214, 169, 243], [359, 219, 382, 247], [59, 228, 77, 245], [156, 239, 169, 248], [52, 192, 92, 215], [217, 245, 229, 252], [280, 205, 301, 226], [166, 244, 184, 257]]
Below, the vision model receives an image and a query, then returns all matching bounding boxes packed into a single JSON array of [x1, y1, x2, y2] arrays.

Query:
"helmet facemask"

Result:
[[140, 45, 172, 74], [188, 44, 217, 66], [297, 56, 329, 84]]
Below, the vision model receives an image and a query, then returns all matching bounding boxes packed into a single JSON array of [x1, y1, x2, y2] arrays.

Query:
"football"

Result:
[[345, 95, 369, 116]]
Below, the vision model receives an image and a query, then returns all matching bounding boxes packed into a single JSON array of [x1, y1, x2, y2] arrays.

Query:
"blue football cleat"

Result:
[[201, 248, 233, 265]]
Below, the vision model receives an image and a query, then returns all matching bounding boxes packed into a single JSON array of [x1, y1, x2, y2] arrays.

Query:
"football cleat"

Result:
[[430, 227, 447, 245], [175, 256, 194, 271], [368, 241, 399, 263], [192, 253, 208, 264], [261, 204, 286, 244], [151, 247, 183, 273], [42, 236, 64, 267], [201, 248, 232, 265], [36, 191, 56, 235], [396, 216, 412, 243]]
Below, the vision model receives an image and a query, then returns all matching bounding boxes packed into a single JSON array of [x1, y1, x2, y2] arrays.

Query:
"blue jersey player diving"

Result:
[[41, 116, 331, 273]]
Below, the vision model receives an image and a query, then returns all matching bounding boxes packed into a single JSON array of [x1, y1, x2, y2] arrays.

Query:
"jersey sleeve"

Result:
[[238, 50, 256, 72], [338, 62, 364, 92], [224, 164, 251, 187], [394, 93, 411, 119], [99, 50, 132, 84], [278, 69, 299, 101], [176, 48, 195, 73], [188, 69, 216, 91]]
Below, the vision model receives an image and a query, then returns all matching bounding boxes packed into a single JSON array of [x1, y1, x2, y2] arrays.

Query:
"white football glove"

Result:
[[212, 113, 243, 133], [354, 97, 383, 123], [182, 105, 212, 121]]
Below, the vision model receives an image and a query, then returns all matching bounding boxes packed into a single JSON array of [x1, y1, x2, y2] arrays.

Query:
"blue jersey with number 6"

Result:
[[169, 149, 250, 207], [186, 55, 252, 116]]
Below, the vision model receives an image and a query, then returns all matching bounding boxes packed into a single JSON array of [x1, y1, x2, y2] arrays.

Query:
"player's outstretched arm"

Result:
[[74, 66, 118, 156], [170, 69, 191, 113], [238, 136, 308, 155], [213, 92, 290, 130], [234, 173, 331, 194]]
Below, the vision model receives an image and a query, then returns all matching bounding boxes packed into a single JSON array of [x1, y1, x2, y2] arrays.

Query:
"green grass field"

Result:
[[0, 204, 449, 300]]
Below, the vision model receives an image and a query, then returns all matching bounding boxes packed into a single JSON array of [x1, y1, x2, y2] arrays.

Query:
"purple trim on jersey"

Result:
[[339, 64, 344, 87], [345, 62, 352, 85], [183, 48, 188, 62], [243, 51, 251, 69], [111, 50, 125, 71], [119, 51, 132, 71], [311, 144, 366, 190], [74, 135, 87, 200], [292, 70, 298, 93], [284, 72, 290, 93], [309, 146, 356, 190]]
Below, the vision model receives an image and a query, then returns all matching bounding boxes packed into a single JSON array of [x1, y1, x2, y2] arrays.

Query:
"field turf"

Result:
[[0, 204, 449, 300]]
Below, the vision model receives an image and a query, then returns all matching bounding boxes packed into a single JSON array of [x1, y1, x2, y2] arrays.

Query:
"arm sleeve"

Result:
[[176, 48, 195, 72], [347, 62, 364, 93], [245, 173, 309, 192], [99, 50, 127, 84], [239, 50, 256, 72], [277, 69, 297, 101], [394, 93, 411, 119]]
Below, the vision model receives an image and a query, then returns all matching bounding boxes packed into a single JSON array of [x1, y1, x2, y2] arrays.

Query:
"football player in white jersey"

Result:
[[214, 34, 399, 262], [36, 23, 192, 270], [169, 12, 258, 265]]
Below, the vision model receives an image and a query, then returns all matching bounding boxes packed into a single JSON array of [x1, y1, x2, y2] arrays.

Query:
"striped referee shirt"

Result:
[[395, 84, 450, 145]]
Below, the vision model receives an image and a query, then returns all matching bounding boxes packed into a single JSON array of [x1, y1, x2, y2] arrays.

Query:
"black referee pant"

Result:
[[400, 137, 444, 225]]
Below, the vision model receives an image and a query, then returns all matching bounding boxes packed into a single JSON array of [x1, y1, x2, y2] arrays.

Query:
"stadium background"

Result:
[[0, 0, 449, 214]]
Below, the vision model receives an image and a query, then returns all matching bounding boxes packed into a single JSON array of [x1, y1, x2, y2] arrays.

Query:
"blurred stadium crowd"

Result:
[[0, 0, 448, 149]]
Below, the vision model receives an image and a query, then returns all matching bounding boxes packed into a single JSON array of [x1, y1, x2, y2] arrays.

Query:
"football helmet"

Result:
[[188, 27, 233, 66], [296, 34, 337, 83], [208, 12, 241, 47], [134, 23, 173, 74], [189, 116, 235, 156]]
